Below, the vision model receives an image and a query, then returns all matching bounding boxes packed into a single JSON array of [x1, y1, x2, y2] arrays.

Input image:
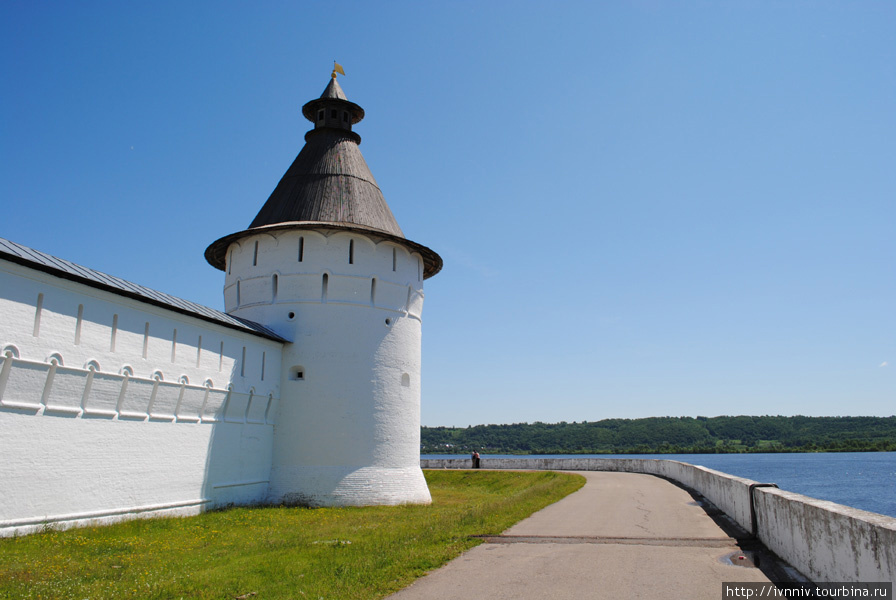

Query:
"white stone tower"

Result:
[[205, 72, 442, 506]]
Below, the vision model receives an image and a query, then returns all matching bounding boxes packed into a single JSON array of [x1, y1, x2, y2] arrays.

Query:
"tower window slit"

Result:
[[218, 341, 224, 372], [171, 328, 177, 363], [318, 110, 324, 121], [298, 236, 304, 262], [253, 241, 259, 266], [349, 239, 354, 264], [261, 351, 266, 381], [143, 322, 150, 359], [343, 111, 348, 122], [196, 335, 202, 367], [392, 248, 397, 271], [74, 304, 84, 345], [110, 314, 118, 352], [33, 293, 44, 337], [272, 274, 279, 302], [240, 346, 246, 377], [322, 273, 328, 302], [370, 278, 376, 305]]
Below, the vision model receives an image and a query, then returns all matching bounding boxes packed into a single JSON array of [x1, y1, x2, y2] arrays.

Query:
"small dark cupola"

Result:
[[302, 76, 365, 139], [205, 67, 442, 279]]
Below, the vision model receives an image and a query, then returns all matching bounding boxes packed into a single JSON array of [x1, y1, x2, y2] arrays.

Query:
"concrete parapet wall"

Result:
[[753, 487, 895, 584], [420, 457, 896, 584]]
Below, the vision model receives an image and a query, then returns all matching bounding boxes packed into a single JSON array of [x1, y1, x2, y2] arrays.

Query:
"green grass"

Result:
[[0, 470, 584, 600]]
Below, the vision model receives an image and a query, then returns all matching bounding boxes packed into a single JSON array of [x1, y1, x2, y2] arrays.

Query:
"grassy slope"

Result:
[[0, 470, 584, 600]]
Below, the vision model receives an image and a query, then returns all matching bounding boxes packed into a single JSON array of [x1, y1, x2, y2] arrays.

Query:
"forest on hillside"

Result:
[[421, 415, 896, 454]]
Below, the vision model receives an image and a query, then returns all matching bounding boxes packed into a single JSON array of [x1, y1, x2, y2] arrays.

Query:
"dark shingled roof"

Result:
[[247, 129, 402, 236], [205, 77, 442, 279], [0, 237, 287, 343], [321, 77, 347, 100]]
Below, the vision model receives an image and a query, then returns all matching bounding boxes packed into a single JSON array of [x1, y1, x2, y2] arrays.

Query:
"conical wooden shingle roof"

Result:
[[247, 130, 402, 236], [205, 76, 442, 278]]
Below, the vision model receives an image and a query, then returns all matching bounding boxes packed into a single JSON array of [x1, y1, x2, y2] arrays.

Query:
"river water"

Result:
[[421, 451, 896, 518]]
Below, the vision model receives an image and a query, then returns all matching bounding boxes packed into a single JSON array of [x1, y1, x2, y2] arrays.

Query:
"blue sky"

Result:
[[2, 1, 893, 426]]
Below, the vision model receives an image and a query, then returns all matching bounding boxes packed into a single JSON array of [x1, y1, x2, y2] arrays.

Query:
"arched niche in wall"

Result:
[[227, 240, 245, 275]]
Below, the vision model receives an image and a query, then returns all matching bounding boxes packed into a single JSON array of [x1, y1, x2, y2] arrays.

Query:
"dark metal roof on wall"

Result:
[[0, 237, 287, 343], [205, 76, 443, 279]]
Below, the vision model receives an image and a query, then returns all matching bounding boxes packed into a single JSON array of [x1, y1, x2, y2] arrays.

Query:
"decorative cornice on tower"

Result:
[[205, 75, 442, 279]]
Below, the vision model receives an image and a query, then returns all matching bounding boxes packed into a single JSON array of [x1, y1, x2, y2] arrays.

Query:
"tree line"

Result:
[[421, 415, 896, 454]]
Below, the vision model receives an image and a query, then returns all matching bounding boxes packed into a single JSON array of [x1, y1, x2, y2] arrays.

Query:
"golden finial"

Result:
[[332, 61, 345, 79]]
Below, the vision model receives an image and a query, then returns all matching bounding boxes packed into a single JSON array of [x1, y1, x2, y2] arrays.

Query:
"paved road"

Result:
[[387, 471, 775, 600]]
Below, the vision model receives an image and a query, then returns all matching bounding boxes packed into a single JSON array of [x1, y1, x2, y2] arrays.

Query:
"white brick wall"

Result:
[[0, 259, 281, 536]]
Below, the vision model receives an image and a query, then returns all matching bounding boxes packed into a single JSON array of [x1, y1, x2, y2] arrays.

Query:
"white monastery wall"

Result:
[[0, 259, 282, 536], [225, 229, 431, 505]]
